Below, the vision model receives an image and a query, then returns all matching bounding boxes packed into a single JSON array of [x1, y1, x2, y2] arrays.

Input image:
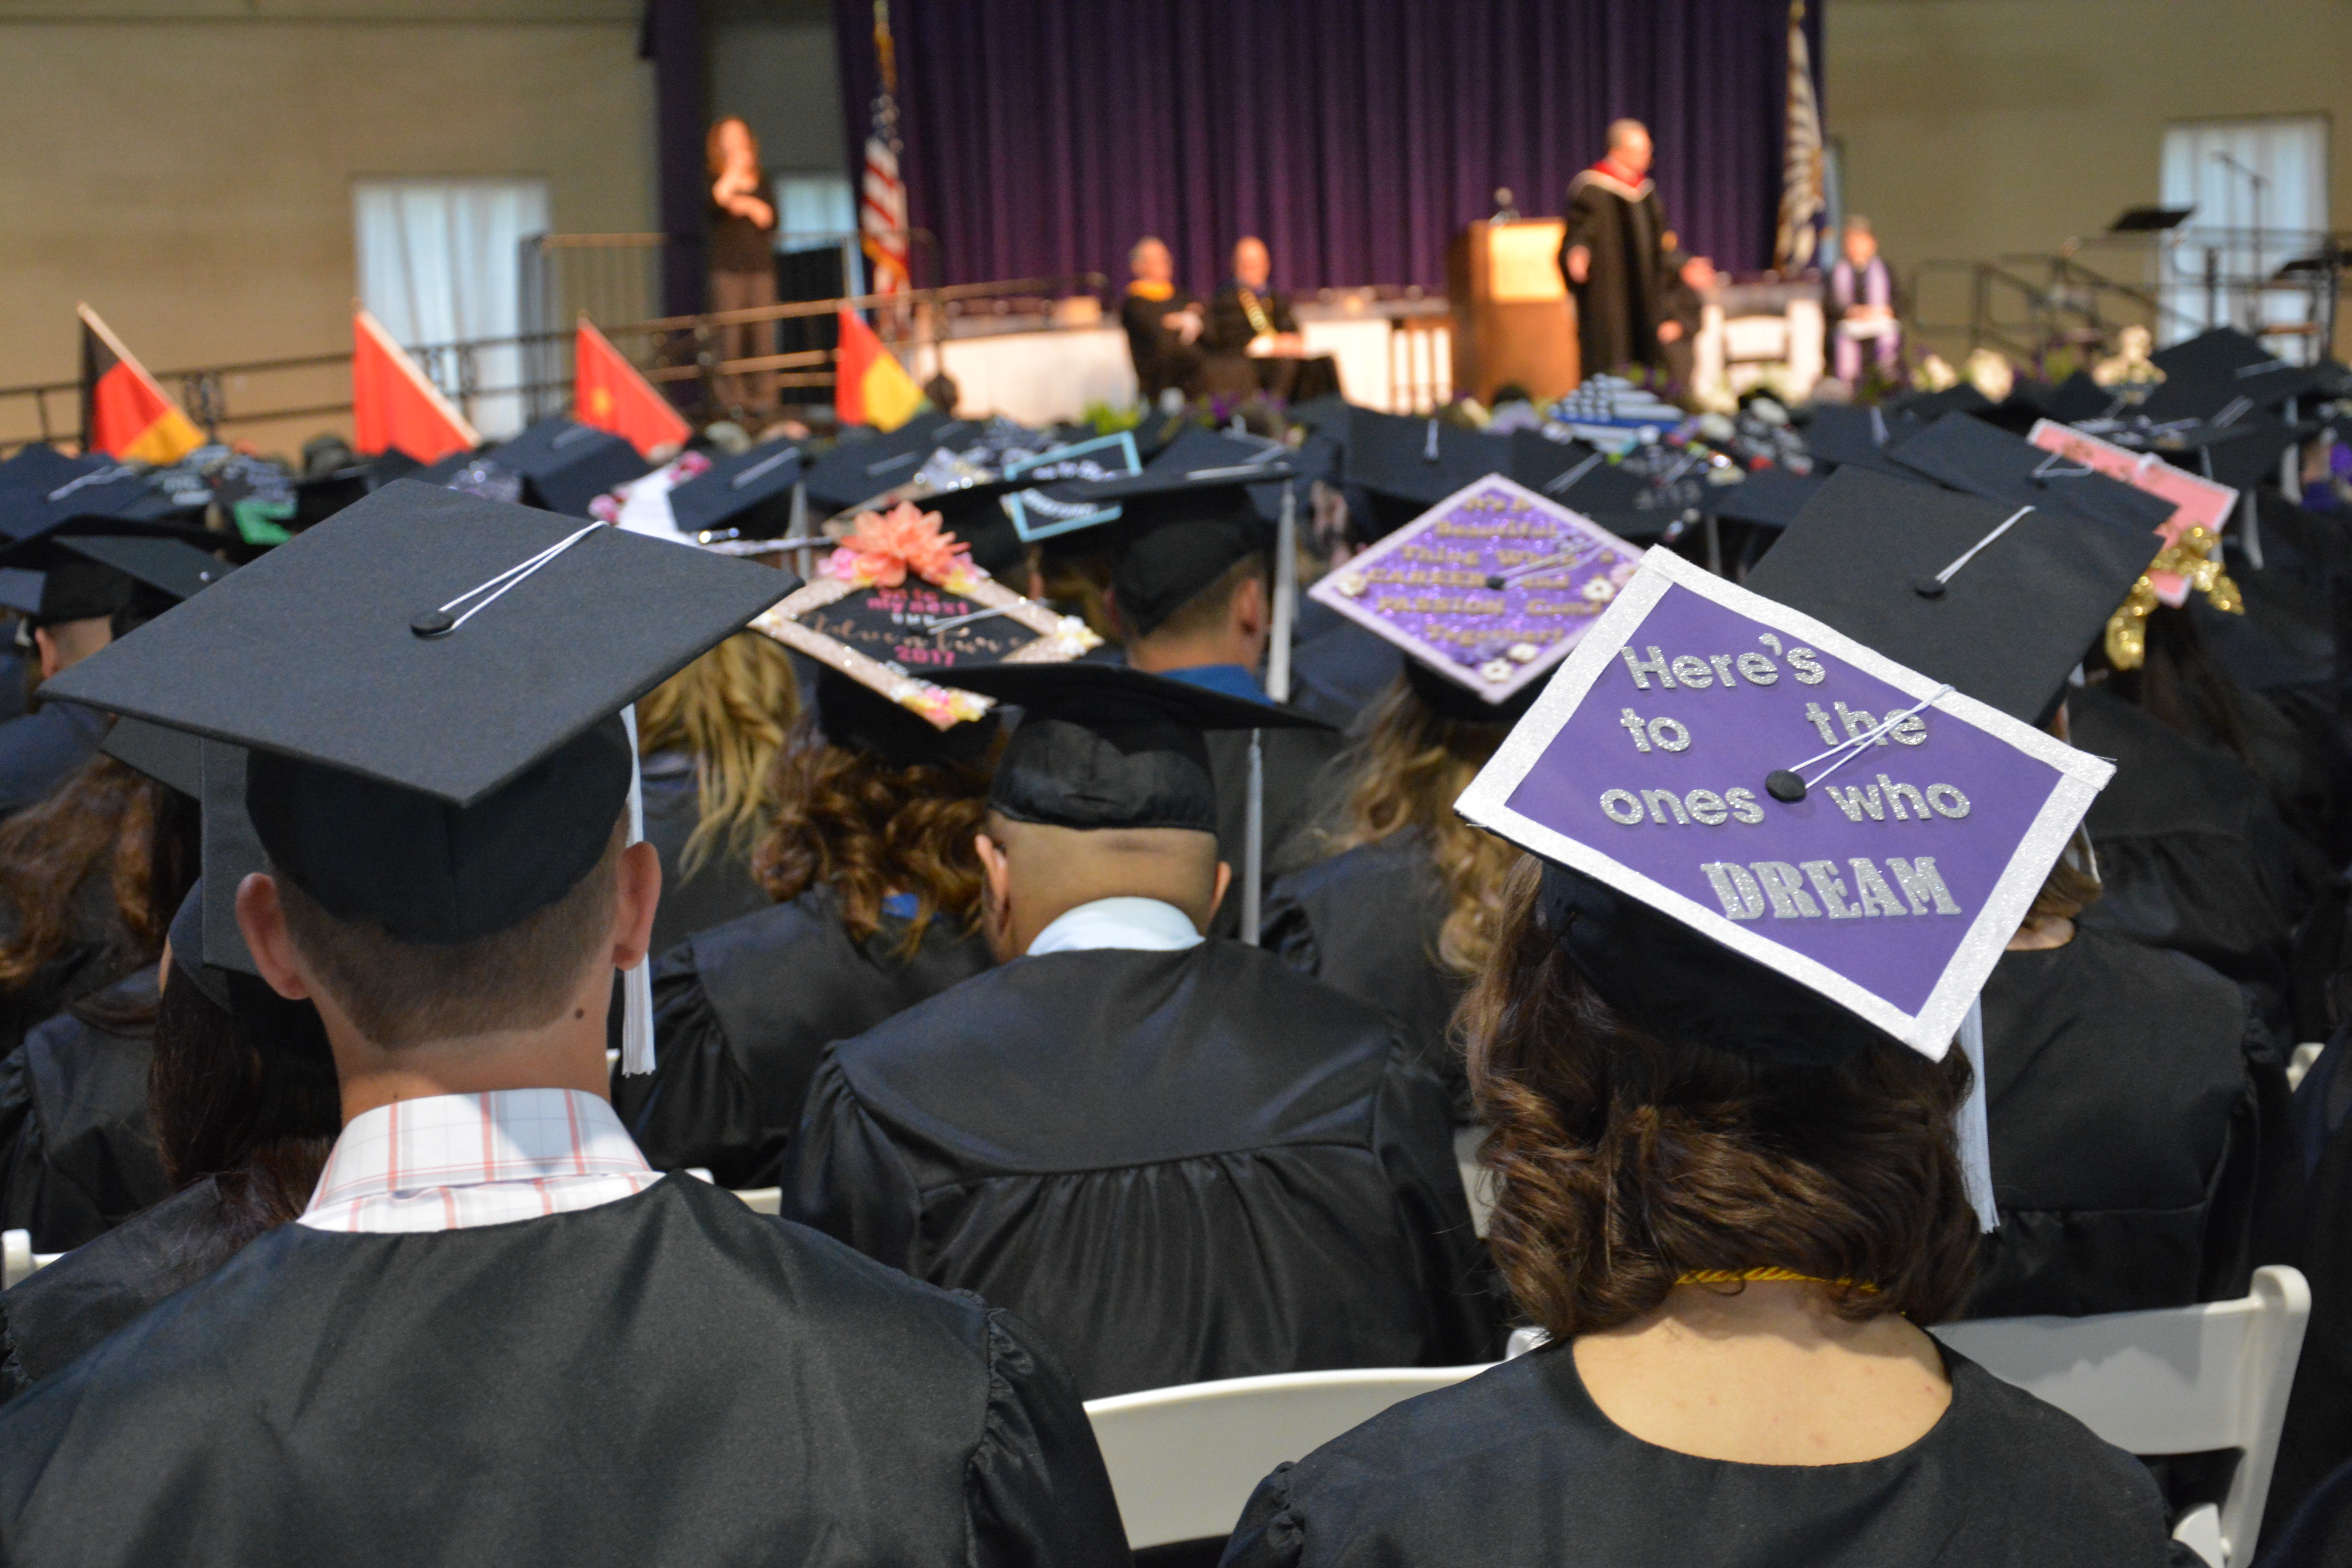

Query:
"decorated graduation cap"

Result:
[[944, 661, 1327, 835], [666, 438, 805, 542], [1000, 431, 1145, 542], [1080, 430, 1301, 637], [1889, 412, 2178, 537], [751, 497, 1098, 740], [1310, 473, 1639, 710], [491, 416, 653, 519], [1457, 544, 2118, 1229], [1746, 466, 2155, 725]]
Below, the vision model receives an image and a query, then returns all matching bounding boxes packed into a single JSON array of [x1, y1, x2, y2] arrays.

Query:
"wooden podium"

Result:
[[1448, 219, 1579, 403]]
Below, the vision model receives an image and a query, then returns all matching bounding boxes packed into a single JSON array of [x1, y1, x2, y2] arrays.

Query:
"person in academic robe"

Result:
[[0, 564, 143, 817], [780, 662, 1499, 1403], [1829, 216, 1902, 387], [1100, 462, 1348, 936], [0, 881, 339, 1403], [2269, 1022, 2352, 1539], [1263, 664, 1533, 1120], [1560, 119, 1671, 377], [0, 483, 1129, 1567], [1203, 237, 1320, 401], [614, 670, 999, 1188], [1119, 236, 1205, 402], [633, 630, 801, 955]]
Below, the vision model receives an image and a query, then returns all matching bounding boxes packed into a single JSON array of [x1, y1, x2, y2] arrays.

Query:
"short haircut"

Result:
[[1845, 214, 1874, 235], [275, 817, 626, 1049], [1139, 551, 1266, 644], [1130, 236, 1168, 268], [1461, 857, 1979, 1338], [1606, 118, 1649, 150]]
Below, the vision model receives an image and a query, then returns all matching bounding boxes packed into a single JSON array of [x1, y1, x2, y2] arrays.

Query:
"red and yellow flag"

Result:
[[352, 309, 480, 463], [78, 304, 204, 465], [834, 307, 924, 432], [574, 318, 691, 457]]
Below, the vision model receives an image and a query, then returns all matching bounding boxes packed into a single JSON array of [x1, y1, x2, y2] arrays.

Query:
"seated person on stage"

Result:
[[1655, 246, 1715, 393], [616, 669, 1000, 1189], [781, 662, 1497, 1400], [1119, 235, 1205, 403], [1, 880, 339, 1403], [1101, 454, 1345, 935], [1204, 236, 1318, 400], [1829, 215, 1900, 387], [0, 484, 1127, 1568]]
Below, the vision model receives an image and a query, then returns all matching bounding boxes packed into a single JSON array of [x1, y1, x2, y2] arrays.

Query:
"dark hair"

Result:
[[0, 755, 198, 991], [751, 719, 999, 956], [1461, 857, 1980, 1339], [1139, 551, 1267, 644], [2098, 604, 2253, 766], [148, 965, 338, 1240]]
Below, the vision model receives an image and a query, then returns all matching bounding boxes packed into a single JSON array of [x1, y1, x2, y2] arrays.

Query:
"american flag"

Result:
[[861, 3, 912, 299], [1775, 0, 1825, 273]]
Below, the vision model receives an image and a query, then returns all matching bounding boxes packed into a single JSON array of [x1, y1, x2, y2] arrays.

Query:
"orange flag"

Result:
[[833, 307, 925, 431], [574, 318, 691, 457], [352, 309, 480, 463], [78, 304, 204, 465]]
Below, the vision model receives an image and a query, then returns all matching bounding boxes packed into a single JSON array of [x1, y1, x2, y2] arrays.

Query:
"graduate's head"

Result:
[[975, 812, 1225, 962], [1461, 858, 1982, 1340], [1112, 520, 1269, 672], [1604, 118, 1651, 176], [1233, 236, 1271, 289]]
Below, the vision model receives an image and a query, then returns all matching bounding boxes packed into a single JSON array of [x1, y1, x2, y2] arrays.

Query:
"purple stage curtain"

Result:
[[833, 0, 1820, 296]]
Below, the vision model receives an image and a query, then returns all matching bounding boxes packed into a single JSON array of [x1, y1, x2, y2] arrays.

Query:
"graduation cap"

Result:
[[1310, 473, 1640, 710], [1457, 545, 2116, 1227], [2144, 406, 2301, 493], [802, 414, 966, 509], [1799, 405, 1923, 477], [293, 450, 423, 531], [2145, 327, 2336, 414], [1506, 432, 1719, 544], [0, 532, 231, 626], [1345, 412, 1514, 508], [1001, 431, 1145, 543], [490, 417, 653, 519], [666, 438, 804, 542], [0, 458, 183, 543], [751, 498, 1098, 746], [40, 479, 795, 956], [1889, 412, 2177, 537], [1886, 383, 1991, 421], [2043, 371, 2115, 424], [0, 445, 104, 498], [1745, 466, 2154, 724], [944, 661, 1327, 835], [1705, 468, 1825, 531]]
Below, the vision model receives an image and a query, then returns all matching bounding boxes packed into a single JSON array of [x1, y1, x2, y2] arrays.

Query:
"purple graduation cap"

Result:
[[1308, 474, 1643, 707]]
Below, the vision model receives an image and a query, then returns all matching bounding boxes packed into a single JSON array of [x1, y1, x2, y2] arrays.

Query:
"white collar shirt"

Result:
[[1024, 896, 1207, 958]]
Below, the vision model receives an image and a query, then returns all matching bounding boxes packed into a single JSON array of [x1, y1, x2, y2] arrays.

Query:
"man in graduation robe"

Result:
[[1120, 236, 1205, 402], [0, 484, 1128, 1568], [1561, 119, 1671, 377], [1204, 236, 1314, 400], [780, 662, 1499, 1400]]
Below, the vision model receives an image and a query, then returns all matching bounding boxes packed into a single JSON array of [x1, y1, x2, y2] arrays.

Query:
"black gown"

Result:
[[1263, 831, 1468, 1118], [1561, 168, 1668, 375], [782, 939, 1500, 1399], [1967, 927, 2297, 1318], [1221, 1341, 2176, 1567], [1203, 725, 1346, 938], [2265, 1030, 2352, 1527], [2068, 685, 2304, 1034], [638, 750, 771, 957], [0, 703, 105, 820], [0, 1176, 1129, 1568], [614, 887, 995, 1188], [0, 965, 168, 1253], [1121, 285, 1206, 401]]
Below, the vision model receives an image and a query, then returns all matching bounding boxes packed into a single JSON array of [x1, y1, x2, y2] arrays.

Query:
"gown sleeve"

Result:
[[612, 946, 772, 1187], [775, 1052, 926, 1271], [0, 1038, 106, 1255], [1259, 877, 1322, 978], [1220, 1464, 1305, 1566], [964, 1308, 1131, 1568], [1368, 1042, 1506, 1363]]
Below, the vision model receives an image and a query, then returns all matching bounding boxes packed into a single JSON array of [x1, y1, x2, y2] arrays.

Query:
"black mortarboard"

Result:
[[2044, 371, 2118, 424], [0, 532, 231, 626], [41, 481, 795, 944], [100, 715, 203, 799], [1001, 432, 1145, 543], [491, 417, 653, 519], [1799, 404, 1921, 477], [1344, 412, 1514, 510], [0, 570, 44, 618], [1746, 466, 2154, 723], [802, 414, 964, 509], [1285, 394, 1365, 436], [0, 459, 192, 544], [2145, 327, 2335, 414], [0, 445, 102, 498], [814, 666, 1000, 768], [667, 439, 805, 541], [2145, 407, 2303, 493], [1112, 518, 1263, 638], [1887, 383, 1992, 421], [1506, 432, 1710, 543], [945, 661, 1328, 834], [293, 450, 425, 532], [1889, 412, 2177, 536], [1705, 468, 1824, 530]]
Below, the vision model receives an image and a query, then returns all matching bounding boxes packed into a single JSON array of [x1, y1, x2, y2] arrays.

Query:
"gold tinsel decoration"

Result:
[[2104, 524, 2243, 669]]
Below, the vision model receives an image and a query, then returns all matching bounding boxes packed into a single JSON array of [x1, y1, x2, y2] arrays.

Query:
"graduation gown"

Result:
[[2265, 1032, 2352, 1524], [782, 939, 1501, 1399], [638, 750, 771, 957], [1263, 830, 1470, 1118], [1120, 285, 1205, 400], [1561, 167, 1669, 375], [0, 965, 167, 1253], [1203, 722, 1346, 939], [1221, 1342, 2175, 1567], [1965, 928, 2296, 1318], [0, 1177, 1129, 1568], [614, 887, 994, 1188], [1285, 607, 1403, 733]]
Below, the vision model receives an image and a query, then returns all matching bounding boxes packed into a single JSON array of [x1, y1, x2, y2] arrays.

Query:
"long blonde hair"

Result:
[[635, 632, 801, 873], [1318, 674, 1519, 976]]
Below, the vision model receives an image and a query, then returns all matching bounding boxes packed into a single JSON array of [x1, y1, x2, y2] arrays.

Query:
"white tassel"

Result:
[[1957, 998, 1999, 1232], [618, 704, 657, 1076]]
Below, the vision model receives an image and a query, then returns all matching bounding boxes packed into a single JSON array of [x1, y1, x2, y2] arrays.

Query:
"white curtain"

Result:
[[353, 179, 551, 437], [2158, 118, 2329, 347]]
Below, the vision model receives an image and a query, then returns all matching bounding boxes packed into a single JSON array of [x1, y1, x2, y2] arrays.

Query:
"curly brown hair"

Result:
[[0, 754, 198, 991], [751, 719, 1000, 956], [1461, 856, 1981, 1340], [1319, 674, 1519, 976]]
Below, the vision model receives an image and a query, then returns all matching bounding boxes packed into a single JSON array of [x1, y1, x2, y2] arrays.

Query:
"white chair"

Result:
[[731, 1187, 782, 1215], [1931, 1265, 2310, 1568], [1, 1230, 60, 1290], [1085, 1365, 1488, 1549]]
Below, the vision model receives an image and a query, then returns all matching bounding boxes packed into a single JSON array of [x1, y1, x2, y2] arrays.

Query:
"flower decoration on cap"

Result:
[[826, 500, 982, 593]]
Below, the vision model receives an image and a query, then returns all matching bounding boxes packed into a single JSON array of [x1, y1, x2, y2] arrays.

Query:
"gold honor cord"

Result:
[[1238, 287, 1276, 339]]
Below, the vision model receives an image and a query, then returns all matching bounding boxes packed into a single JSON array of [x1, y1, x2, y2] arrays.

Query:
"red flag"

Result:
[[833, 307, 924, 431], [352, 309, 479, 462], [574, 318, 690, 457], [78, 304, 203, 464]]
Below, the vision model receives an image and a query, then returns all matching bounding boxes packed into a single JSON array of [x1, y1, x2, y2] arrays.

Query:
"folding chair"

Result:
[[2, 1229, 60, 1290]]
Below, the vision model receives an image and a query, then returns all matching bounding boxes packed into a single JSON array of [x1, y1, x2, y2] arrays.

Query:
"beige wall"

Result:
[[0, 0, 653, 455], [1826, 0, 2351, 356]]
